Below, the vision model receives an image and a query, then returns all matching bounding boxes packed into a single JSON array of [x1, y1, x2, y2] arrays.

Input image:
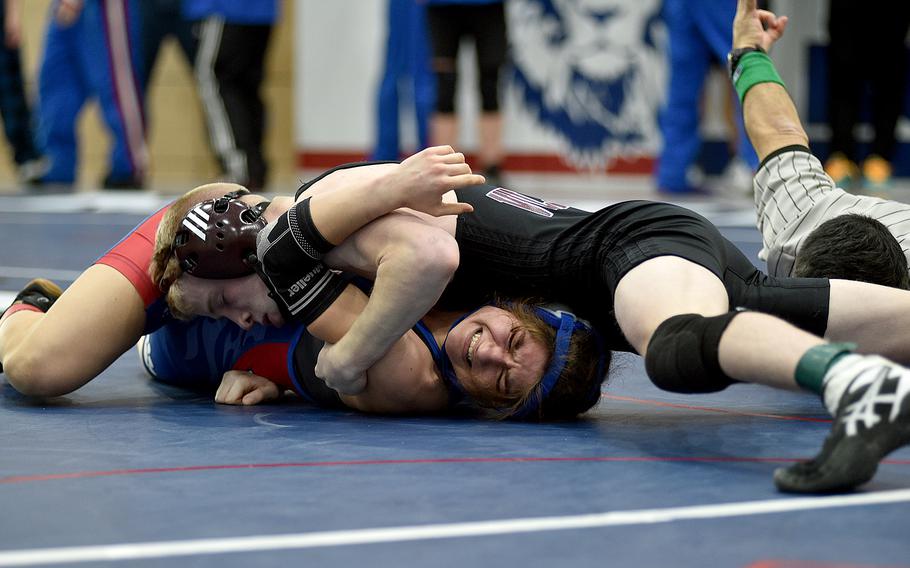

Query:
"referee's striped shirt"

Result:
[[753, 146, 910, 278]]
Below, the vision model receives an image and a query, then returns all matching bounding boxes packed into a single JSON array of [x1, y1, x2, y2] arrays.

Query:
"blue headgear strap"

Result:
[[436, 309, 479, 402], [510, 306, 587, 419], [431, 304, 607, 417]]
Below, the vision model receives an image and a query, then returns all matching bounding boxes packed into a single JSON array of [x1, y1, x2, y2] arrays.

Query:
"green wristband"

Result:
[[733, 51, 785, 104]]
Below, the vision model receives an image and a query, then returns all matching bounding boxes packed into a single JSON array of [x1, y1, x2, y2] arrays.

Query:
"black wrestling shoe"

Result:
[[0, 279, 62, 374], [4, 278, 63, 314], [774, 355, 910, 493]]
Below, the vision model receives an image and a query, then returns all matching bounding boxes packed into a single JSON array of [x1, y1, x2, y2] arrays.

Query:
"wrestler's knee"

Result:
[[4, 347, 92, 397], [643, 312, 741, 394]]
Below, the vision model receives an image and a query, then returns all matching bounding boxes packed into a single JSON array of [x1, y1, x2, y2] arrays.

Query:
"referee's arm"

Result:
[[732, 0, 808, 162]]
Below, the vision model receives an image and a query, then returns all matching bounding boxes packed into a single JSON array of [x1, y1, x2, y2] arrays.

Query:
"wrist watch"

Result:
[[727, 45, 765, 78]]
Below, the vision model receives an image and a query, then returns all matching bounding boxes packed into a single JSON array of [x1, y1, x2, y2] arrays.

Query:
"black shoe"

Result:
[[0, 279, 63, 374], [774, 355, 910, 493]]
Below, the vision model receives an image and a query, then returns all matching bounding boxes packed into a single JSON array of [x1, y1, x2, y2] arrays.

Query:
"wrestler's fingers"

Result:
[[434, 202, 475, 216], [242, 383, 277, 406], [214, 382, 227, 404], [215, 372, 240, 404], [450, 173, 486, 188], [441, 151, 467, 164], [445, 162, 472, 176], [427, 144, 455, 155], [215, 382, 239, 405], [223, 380, 249, 405]]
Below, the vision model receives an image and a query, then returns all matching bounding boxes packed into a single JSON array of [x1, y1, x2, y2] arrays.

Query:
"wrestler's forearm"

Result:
[[741, 80, 808, 162], [304, 164, 405, 246], [306, 283, 448, 414], [300, 146, 478, 248], [322, 215, 458, 374], [731, 0, 805, 161]]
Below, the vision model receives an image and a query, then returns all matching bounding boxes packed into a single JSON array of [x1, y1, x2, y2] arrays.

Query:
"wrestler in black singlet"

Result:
[[436, 186, 831, 353], [297, 166, 830, 355]]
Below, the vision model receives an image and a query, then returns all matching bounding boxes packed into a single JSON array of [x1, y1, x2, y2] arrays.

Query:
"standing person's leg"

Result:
[[137, 0, 167, 88], [194, 17, 270, 190], [470, 1, 507, 180], [35, 9, 86, 185], [235, 23, 272, 191], [410, 1, 434, 151], [656, 0, 712, 194], [861, 0, 910, 190], [0, 7, 43, 177], [371, 0, 408, 161], [696, 0, 758, 170], [426, 4, 465, 149], [825, 0, 862, 185], [83, 0, 147, 188]]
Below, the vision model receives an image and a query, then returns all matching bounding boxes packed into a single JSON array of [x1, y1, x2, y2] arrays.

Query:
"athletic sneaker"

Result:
[[0, 279, 63, 374], [774, 355, 910, 493], [824, 152, 860, 191]]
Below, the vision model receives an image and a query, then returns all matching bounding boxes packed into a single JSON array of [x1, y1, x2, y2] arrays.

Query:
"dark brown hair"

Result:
[[795, 213, 910, 289]]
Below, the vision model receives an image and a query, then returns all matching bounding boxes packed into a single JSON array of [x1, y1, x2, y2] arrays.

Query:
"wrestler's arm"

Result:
[[732, 0, 806, 161], [216, 283, 448, 413], [314, 210, 458, 394], [299, 146, 480, 245]]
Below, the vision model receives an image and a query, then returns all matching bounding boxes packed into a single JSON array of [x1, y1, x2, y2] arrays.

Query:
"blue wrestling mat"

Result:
[[0, 195, 908, 568]]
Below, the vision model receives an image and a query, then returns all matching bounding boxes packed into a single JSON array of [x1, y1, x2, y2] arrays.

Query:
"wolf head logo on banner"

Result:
[[508, 0, 667, 168]]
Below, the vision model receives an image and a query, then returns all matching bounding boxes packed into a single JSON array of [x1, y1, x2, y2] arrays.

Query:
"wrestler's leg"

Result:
[[613, 255, 824, 390], [615, 255, 910, 493], [0, 265, 145, 396], [824, 279, 910, 364]]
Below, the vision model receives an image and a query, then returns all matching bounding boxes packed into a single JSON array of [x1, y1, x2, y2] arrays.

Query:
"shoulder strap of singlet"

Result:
[[410, 320, 467, 405], [296, 161, 399, 199]]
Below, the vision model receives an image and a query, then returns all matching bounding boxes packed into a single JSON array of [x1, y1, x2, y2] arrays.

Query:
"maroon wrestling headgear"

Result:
[[172, 190, 270, 279]]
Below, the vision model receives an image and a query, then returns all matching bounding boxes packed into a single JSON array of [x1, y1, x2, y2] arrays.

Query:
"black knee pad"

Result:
[[479, 67, 501, 112], [435, 71, 457, 113], [643, 312, 741, 394]]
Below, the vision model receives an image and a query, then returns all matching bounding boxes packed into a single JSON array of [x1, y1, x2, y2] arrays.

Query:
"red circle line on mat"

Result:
[[3, 455, 909, 485]]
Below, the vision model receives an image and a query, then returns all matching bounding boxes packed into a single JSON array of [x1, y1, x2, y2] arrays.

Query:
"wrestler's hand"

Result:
[[315, 342, 368, 395], [733, 0, 788, 51], [389, 146, 482, 217], [215, 370, 281, 406]]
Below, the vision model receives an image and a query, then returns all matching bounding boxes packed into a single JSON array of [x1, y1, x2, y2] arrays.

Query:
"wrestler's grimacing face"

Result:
[[445, 306, 548, 405]]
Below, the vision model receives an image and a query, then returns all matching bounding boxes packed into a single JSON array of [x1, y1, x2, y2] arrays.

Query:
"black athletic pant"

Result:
[[827, 0, 910, 160], [140, 0, 197, 88], [195, 17, 273, 191], [425, 2, 507, 113], [0, 5, 40, 166]]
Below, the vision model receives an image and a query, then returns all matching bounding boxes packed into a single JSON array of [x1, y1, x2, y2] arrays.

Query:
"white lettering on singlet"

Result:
[[485, 188, 568, 218]]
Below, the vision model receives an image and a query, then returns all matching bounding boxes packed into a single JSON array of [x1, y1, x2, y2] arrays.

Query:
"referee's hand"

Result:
[[733, 0, 788, 52]]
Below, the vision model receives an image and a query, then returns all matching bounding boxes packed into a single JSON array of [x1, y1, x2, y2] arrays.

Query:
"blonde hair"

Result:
[[148, 182, 247, 316]]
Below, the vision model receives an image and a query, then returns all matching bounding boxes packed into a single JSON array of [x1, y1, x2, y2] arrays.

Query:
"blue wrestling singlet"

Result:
[[141, 316, 454, 409]]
